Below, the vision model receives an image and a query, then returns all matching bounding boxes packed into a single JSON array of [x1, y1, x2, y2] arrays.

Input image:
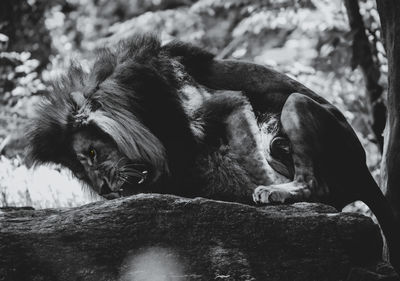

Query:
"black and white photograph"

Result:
[[0, 0, 399, 280]]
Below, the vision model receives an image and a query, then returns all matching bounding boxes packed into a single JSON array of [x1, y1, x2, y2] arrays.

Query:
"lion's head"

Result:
[[27, 34, 209, 198]]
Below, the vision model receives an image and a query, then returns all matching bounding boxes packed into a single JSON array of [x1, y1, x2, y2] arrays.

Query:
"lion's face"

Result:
[[71, 127, 152, 199], [27, 34, 199, 199]]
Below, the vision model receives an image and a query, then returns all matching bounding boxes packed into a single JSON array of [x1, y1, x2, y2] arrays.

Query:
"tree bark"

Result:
[[0, 194, 398, 281], [376, 0, 400, 227], [344, 0, 386, 152]]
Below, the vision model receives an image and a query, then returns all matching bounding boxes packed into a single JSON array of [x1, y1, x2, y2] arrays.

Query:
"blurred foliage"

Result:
[[0, 0, 52, 67], [0, 0, 385, 208]]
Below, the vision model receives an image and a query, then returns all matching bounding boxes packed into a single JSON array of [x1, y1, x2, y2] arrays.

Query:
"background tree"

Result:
[[376, 0, 400, 226], [344, 0, 385, 152]]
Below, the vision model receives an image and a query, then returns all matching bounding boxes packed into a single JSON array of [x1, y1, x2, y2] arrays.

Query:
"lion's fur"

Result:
[[27, 34, 281, 201]]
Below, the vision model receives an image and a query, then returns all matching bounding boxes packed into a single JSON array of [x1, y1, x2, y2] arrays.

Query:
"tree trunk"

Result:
[[344, 0, 386, 152], [376, 0, 400, 227], [0, 194, 398, 281]]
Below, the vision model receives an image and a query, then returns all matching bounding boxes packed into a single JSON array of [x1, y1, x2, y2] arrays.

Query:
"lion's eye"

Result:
[[88, 147, 96, 161]]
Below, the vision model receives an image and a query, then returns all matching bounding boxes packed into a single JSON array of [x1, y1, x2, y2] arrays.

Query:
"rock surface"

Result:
[[0, 194, 398, 281]]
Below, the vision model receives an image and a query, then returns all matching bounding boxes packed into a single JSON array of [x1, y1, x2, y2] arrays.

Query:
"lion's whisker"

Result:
[[113, 158, 125, 170], [120, 163, 147, 170], [123, 171, 145, 177]]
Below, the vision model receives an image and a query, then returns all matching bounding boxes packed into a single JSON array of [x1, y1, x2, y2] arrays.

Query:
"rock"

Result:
[[0, 194, 398, 281]]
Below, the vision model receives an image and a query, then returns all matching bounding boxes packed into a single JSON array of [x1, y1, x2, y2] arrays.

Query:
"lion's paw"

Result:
[[253, 186, 290, 204]]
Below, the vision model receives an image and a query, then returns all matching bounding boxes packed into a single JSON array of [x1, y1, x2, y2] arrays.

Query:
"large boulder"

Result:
[[0, 194, 398, 281]]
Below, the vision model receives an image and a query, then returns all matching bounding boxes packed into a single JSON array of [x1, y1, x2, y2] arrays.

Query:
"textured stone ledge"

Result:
[[0, 194, 398, 281]]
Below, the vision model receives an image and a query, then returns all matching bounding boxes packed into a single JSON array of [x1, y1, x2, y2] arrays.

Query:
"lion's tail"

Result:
[[361, 172, 400, 274]]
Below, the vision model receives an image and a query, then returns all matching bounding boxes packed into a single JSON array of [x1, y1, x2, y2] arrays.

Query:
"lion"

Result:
[[26, 34, 399, 271]]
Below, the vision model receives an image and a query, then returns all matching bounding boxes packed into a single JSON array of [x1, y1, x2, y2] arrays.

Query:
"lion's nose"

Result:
[[99, 179, 112, 195]]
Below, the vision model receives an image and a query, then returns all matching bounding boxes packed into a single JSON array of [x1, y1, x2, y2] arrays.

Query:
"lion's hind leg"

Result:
[[254, 92, 337, 205]]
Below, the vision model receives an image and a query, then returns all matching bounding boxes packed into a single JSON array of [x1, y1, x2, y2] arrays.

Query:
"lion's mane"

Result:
[[27, 34, 214, 188]]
